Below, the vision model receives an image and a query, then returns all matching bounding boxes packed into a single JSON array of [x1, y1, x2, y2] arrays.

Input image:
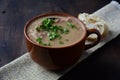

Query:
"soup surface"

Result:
[[27, 15, 84, 47]]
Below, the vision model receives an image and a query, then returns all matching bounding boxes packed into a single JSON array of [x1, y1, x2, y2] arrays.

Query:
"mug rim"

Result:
[[24, 12, 87, 49]]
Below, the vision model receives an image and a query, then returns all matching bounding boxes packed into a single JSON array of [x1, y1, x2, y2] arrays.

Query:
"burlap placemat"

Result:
[[0, 1, 120, 80]]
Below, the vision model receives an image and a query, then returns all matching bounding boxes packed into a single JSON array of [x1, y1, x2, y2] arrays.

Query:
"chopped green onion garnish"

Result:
[[35, 18, 74, 46], [36, 37, 42, 44], [48, 43, 51, 46], [36, 37, 51, 46], [36, 26, 41, 32], [63, 28, 69, 34], [59, 41, 64, 44], [48, 32, 61, 40], [41, 43, 47, 46], [67, 22, 77, 29]]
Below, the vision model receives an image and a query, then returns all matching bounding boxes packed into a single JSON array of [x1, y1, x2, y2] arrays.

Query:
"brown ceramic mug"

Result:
[[24, 12, 101, 70]]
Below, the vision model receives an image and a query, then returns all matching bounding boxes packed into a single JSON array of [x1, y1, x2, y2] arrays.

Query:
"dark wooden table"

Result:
[[1, 0, 120, 80]]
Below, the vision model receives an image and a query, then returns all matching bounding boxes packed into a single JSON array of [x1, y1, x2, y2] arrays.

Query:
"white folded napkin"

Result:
[[0, 1, 120, 80]]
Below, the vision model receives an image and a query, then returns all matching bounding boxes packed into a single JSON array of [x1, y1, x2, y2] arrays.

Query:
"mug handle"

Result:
[[84, 29, 101, 50]]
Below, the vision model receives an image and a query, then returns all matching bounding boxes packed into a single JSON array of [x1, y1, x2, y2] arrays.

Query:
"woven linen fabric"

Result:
[[0, 1, 120, 80]]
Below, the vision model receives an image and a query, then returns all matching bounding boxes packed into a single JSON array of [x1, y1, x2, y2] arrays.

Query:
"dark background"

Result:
[[1, 0, 120, 80]]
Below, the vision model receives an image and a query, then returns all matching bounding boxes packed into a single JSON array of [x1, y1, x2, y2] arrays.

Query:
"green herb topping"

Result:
[[36, 37, 42, 44], [59, 41, 64, 44], [35, 18, 77, 46], [36, 37, 51, 46], [36, 18, 64, 41], [67, 22, 77, 29]]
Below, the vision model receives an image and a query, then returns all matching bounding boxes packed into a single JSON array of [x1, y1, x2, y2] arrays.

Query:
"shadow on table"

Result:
[[58, 35, 120, 80]]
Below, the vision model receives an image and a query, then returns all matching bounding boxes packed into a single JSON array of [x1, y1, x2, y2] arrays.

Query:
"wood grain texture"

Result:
[[0, 0, 111, 67]]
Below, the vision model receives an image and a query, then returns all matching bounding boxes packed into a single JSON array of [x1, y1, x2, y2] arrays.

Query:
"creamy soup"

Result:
[[27, 15, 84, 47]]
